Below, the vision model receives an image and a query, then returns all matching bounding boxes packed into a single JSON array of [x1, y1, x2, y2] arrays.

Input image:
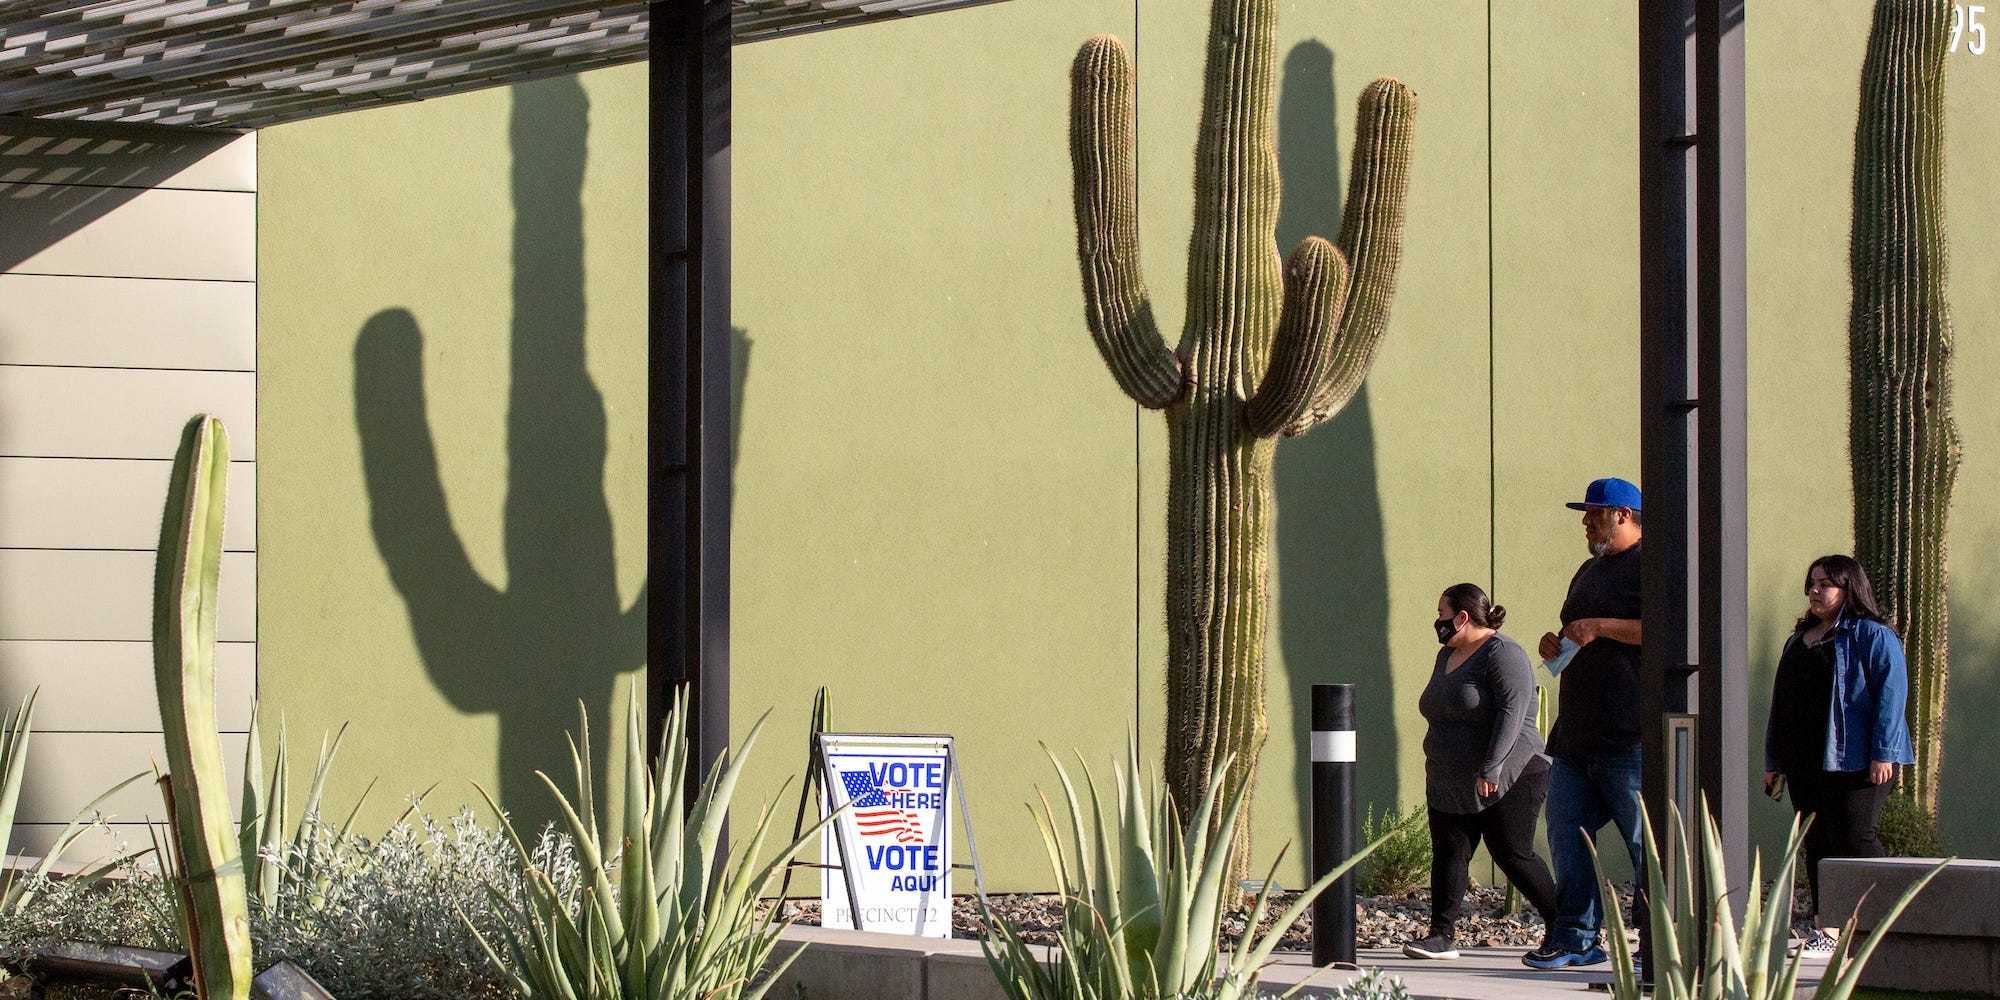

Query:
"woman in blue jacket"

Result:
[[1762, 554, 1915, 956]]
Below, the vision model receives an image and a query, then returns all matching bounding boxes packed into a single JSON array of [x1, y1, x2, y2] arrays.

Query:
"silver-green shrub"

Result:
[[0, 806, 578, 1000], [251, 805, 579, 999], [1308, 970, 1412, 1000], [0, 850, 180, 966]]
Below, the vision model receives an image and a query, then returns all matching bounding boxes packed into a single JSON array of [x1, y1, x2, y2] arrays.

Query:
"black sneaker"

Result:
[[1521, 936, 1605, 969], [1521, 937, 1568, 968], [1402, 933, 1459, 960]]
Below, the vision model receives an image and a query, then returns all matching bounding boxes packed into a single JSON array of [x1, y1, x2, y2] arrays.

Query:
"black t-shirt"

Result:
[[1548, 540, 1644, 759], [1770, 632, 1836, 775]]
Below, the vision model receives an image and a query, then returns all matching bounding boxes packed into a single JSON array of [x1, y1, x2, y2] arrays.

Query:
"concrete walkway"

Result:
[[771, 923, 1837, 999], [1255, 946, 1831, 999]]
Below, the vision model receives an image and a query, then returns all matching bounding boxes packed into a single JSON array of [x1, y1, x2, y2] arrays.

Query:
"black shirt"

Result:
[[1770, 631, 1836, 775], [1548, 540, 1644, 759]]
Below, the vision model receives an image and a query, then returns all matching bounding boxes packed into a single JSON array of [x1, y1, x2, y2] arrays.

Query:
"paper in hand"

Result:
[[1542, 637, 1580, 677]]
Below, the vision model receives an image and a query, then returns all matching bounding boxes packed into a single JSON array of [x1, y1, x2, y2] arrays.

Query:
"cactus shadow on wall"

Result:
[[1272, 40, 1399, 849], [351, 76, 659, 827]]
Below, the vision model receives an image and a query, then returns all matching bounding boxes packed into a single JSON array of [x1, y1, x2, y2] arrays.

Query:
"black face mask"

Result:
[[1434, 617, 1461, 645]]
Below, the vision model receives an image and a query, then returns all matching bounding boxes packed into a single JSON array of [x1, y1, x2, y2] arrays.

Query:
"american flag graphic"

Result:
[[840, 768, 925, 844]]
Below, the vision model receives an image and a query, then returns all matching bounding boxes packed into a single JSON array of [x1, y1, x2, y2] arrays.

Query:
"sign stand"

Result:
[[805, 733, 988, 937], [776, 688, 835, 907]]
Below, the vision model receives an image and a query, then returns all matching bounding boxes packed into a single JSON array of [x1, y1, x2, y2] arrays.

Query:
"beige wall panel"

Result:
[[0, 550, 254, 641], [8, 732, 250, 827], [0, 458, 255, 551], [5, 823, 148, 861], [0, 367, 256, 460], [0, 185, 254, 281], [0, 115, 258, 867], [0, 274, 255, 371], [0, 122, 255, 192], [0, 641, 254, 733]]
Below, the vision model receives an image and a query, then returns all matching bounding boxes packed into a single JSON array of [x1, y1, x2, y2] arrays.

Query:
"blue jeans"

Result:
[[1545, 749, 1645, 952]]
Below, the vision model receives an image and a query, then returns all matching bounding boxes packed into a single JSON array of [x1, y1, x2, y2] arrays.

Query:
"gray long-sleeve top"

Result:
[[1418, 633, 1546, 814]]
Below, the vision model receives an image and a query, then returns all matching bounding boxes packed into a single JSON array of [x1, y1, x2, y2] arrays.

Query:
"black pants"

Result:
[[1428, 757, 1559, 938], [1787, 768, 1890, 921]]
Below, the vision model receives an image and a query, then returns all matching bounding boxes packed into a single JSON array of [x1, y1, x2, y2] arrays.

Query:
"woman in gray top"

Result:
[[1402, 583, 1559, 961]]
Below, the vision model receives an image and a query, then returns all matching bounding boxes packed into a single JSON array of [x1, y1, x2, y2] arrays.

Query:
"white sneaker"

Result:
[[1789, 929, 1839, 959]]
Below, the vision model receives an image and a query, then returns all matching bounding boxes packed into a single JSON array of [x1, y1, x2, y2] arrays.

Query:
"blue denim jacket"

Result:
[[1764, 613, 1916, 774]]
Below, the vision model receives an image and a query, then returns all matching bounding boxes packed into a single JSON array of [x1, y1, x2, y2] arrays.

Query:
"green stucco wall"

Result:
[[258, 0, 2000, 892]]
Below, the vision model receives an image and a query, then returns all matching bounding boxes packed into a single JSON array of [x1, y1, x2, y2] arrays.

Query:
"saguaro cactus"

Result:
[[154, 414, 253, 998], [1069, 0, 1414, 869], [1849, 0, 1961, 817]]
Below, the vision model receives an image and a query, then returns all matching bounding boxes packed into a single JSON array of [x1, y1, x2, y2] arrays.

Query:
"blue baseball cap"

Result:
[[1566, 477, 1642, 511]]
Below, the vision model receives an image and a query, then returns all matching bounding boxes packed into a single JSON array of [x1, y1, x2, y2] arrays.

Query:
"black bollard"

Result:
[[1311, 683, 1356, 967]]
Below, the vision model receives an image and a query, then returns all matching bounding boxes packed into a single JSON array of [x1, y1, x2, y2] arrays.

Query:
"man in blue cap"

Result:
[[1522, 477, 1646, 970]]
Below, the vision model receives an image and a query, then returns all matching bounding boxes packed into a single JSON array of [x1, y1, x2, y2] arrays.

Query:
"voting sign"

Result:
[[819, 734, 954, 937]]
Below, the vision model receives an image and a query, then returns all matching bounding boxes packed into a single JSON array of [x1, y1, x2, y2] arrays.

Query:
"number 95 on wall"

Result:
[[1954, 4, 1988, 55]]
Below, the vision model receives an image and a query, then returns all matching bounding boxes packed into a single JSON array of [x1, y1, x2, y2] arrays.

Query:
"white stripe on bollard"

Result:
[[1311, 730, 1356, 763]]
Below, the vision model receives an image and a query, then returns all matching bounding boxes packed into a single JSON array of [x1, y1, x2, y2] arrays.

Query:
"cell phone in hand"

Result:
[[1765, 774, 1787, 802]]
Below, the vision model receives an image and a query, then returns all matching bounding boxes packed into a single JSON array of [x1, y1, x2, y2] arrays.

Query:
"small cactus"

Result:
[[1848, 0, 1960, 815], [154, 414, 252, 998], [1068, 0, 1414, 872]]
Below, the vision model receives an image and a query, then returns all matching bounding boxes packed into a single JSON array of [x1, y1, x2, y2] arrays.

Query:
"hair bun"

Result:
[[1486, 604, 1507, 628]]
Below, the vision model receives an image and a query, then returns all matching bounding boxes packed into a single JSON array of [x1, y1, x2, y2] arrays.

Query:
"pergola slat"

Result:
[[0, 0, 1011, 130], [0, 5, 646, 111]]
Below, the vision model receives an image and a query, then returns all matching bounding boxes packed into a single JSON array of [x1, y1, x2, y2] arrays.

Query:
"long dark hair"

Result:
[[1796, 554, 1889, 631], [1442, 582, 1506, 629]]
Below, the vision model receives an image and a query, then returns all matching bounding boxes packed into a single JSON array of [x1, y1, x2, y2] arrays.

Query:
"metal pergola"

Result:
[[0, 1, 1009, 128]]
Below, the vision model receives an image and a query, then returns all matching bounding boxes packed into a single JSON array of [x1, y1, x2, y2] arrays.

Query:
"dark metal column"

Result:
[[1638, 0, 1695, 852], [1694, 0, 1750, 903], [1639, 0, 1749, 922], [649, 0, 732, 792]]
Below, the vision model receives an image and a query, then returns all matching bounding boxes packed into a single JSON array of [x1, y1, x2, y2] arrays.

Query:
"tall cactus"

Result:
[[1069, 0, 1414, 871], [1849, 0, 1960, 817], [154, 414, 253, 998]]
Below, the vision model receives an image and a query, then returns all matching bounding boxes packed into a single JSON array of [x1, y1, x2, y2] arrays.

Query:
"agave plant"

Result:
[[982, 744, 1392, 1000], [237, 714, 381, 911], [467, 689, 828, 1000], [1588, 796, 1949, 1000], [0, 689, 146, 916]]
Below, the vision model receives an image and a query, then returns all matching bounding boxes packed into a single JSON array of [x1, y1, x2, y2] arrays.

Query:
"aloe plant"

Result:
[[1068, 0, 1416, 874], [0, 689, 146, 916], [982, 744, 1394, 1000], [467, 689, 828, 1000], [153, 413, 253, 999], [1587, 797, 1949, 1000]]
